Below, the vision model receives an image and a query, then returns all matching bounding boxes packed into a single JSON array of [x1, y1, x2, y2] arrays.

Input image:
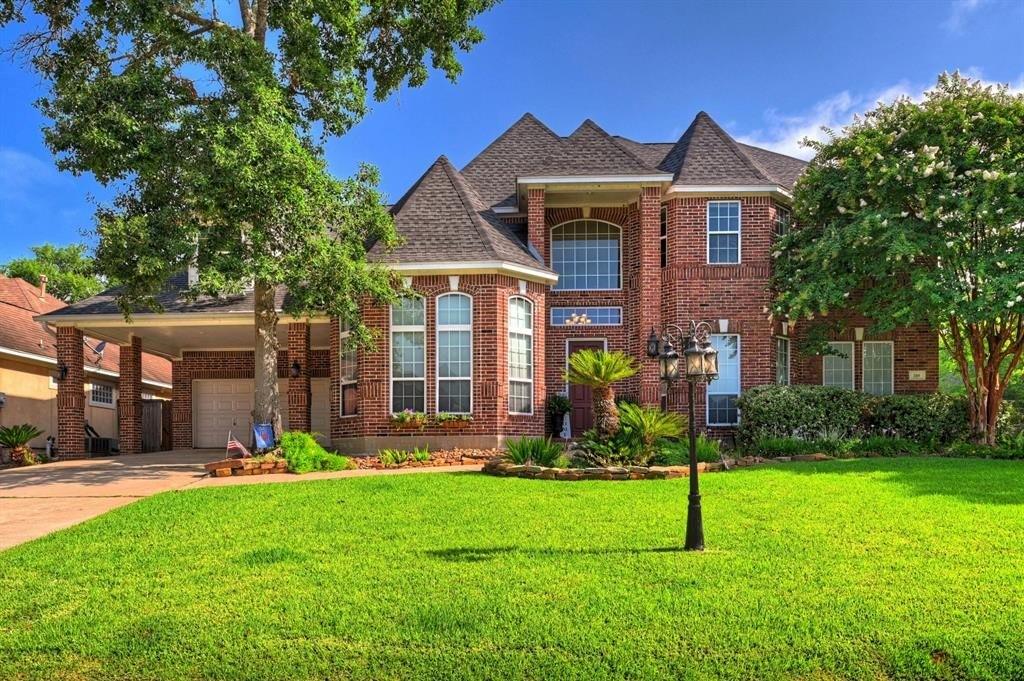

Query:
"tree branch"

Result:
[[169, 6, 227, 31], [238, 0, 255, 37], [254, 0, 269, 43]]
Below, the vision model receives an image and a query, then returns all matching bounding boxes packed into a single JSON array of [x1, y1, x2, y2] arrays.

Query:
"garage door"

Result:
[[280, 378, 330, 445], [193, 379, 254, 449]]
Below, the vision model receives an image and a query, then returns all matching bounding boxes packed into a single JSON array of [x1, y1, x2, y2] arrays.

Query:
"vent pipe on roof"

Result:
[[38, 274, 48, 299]]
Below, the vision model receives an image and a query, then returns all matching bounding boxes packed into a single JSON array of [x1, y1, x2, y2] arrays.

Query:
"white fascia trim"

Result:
[[518, 174, 672, 185], [35, 312, 330, 327], [667, 184, 793, 199], [0, 346, 172, 390], [390, 261, 558, 283]]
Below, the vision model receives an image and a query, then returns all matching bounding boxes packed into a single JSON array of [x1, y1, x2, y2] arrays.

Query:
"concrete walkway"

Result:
[[0, 450, 481, 550]]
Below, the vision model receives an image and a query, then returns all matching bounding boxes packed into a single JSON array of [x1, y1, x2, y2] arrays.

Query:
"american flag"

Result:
[[226, 431, 252, 459]]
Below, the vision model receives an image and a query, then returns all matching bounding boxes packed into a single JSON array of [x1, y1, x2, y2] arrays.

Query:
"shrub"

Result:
[[411, 447, 431, 462], [863, 393, 969, 444], [571, 429, 638, 467], [736, 385, 866, 447], [998, 400, 1024, 446], [546, 394, 571, 417], [747, 437, 819, 458], [618, 404, 686, 465], [655, 435, 722, 465], [0, 424, 44, 466], [943, 442, 1024, 460], [504, 437, 565, 467], [378, 449, 409, 468], [851, 437, 926, 457], [280, 432, 354, 473]]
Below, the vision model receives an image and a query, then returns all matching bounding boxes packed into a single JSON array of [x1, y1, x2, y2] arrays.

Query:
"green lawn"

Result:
[[2, 459, 1023, 680]]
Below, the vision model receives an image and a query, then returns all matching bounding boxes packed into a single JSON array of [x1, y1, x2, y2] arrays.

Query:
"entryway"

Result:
[[566, 339, 606, 434]]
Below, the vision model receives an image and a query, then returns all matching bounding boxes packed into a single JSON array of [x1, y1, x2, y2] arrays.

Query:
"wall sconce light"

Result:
[[290, 361, 302, 378]]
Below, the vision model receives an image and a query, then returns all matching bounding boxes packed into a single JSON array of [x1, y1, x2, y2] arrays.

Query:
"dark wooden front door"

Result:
[[567, 340, 605, 435]]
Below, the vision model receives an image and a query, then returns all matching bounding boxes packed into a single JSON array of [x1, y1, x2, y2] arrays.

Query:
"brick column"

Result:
[[56, 326, 86, 458], [118, 336, 143, 454], [637, 186, 663, 406], [527, 188, 546, 265], [171, 359, 192, 449], [287, 321, 311, 433]]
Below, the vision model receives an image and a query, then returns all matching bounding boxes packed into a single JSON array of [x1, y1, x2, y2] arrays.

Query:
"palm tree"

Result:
[[0, 424, 44, 466], [565, 349, 638, 437]]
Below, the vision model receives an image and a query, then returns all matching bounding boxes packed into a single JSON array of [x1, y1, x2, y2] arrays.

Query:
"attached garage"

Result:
[[194, 378, 331, 449]]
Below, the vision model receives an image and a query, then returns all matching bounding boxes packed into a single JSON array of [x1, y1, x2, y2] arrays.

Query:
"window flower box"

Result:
[[390, 410, 427, 431], [435, 413, 473, 431]]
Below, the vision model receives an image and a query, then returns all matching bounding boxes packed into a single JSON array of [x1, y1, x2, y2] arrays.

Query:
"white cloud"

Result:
[[944, 0, 989, 33], [736, 73, 1023, 160]]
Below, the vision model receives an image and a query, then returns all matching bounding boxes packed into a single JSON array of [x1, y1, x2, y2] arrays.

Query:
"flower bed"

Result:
[[354, 448, 499, 470], [482, 453, 833, 481], [204, 454, 288, 477]]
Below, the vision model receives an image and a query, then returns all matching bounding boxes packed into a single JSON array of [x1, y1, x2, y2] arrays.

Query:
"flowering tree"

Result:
[[774, 73, 1024, 445]]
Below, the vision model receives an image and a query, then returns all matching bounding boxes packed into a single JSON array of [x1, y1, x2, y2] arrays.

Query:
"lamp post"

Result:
[[646, 321, 718, 551]]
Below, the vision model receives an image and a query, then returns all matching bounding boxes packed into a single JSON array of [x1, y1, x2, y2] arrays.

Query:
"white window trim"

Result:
[[660, 205, 668, 268], [389, 296, 426, 415], [862, 340, 895, 396], [706, 200, 742, 265], [707, 334, 741, 427], [775, 336, 791, 385], [550, 306, 623, 327], [89, 382, 117, 409], [549, 219, 623, 292], [339, 327, 359, 418], [822, 341, 856, 390], [508, 296, 534, 415], [436, 292, 473, 415]]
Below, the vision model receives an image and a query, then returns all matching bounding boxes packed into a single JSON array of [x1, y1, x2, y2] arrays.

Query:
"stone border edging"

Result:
[[481, 453, 834, 481]]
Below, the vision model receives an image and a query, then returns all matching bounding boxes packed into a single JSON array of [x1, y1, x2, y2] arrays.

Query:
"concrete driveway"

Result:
[[0, 450, 214, 550]]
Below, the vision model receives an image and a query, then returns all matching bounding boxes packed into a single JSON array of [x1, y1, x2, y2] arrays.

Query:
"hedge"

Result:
[[735, 386, 971, 448]]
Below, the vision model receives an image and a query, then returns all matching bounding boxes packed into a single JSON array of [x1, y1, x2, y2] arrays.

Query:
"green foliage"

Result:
[[546, 394, 571, 417], [862, 393, 969, 444], [411, 447, 431, 463], [736, 385, 867, 445], [655, 435, 722, 466], [279, 432, 353, 474], [776, 73, 1024, 443], [571, 429, 636, 468], [944, 441, 1024, 460], [378, 449, 408, 468], [852, 437, 927, 457], [749, 435, 926, 458], [433, 413, 472, 424], [503, 437, 565, 468], [1, 244, 104, 302], [618, 403, 685, 465], [390, 410, 426, 428], [564, 350, 638, 388], [0, 423, 44, 466], [747, 437, 820, 458]]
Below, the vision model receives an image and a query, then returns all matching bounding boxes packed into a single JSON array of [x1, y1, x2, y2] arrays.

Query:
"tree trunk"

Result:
[[593, 386, 620, 438], [254, 279, 282, 439]]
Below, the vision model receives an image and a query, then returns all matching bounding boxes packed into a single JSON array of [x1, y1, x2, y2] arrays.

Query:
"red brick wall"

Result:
[[56, 326, 86, 458], [287, 322, 311, 432], [117, 336, 143, 455]]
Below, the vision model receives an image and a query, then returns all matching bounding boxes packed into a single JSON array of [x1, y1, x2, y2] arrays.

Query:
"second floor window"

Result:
[[660, 206, 668, 268], [707, 201, 741, 264], [551, 220, 621, 290]]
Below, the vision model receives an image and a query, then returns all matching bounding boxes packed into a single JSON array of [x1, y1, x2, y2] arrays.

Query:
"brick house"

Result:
[[38, 112, 938, 456]]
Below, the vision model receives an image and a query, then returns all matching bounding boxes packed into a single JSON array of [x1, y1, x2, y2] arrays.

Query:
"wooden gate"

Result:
[[141, 400, 165, 452]]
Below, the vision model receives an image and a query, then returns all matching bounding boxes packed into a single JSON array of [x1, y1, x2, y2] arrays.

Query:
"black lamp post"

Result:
[[646, 321, 718, 551]]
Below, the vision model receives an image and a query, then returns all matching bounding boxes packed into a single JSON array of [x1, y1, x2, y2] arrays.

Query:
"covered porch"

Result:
[[44, 312, 333, 458]]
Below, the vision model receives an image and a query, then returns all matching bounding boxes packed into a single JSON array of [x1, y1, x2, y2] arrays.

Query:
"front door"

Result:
[[567, 339, 605, 435]]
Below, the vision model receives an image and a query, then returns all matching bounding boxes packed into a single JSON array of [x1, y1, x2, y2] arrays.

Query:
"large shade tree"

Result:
[[775, 73, 1024, 445], [2, 0, 495, 435], [2, 243, 104, 302]]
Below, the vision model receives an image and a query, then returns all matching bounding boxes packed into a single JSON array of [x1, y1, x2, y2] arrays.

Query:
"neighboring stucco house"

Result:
[[0, 276, 171, 454], [38, 112, 938, 456]]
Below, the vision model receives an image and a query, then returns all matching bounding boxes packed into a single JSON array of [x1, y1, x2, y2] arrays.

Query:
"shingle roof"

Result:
[[658, 111, 779, 187], [372, 155, 550, 272], [535, 119, 662, 177], [735, 142, 807, 190], [0, 276, 172, 385], [461, 113, 562, 209]]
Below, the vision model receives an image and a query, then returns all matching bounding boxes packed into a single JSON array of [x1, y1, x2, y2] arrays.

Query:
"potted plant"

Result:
[[0, 424, 44, 466], [546, 394, 572, 435], [390, 410, 427, 431], [435, 413, 473, 431]]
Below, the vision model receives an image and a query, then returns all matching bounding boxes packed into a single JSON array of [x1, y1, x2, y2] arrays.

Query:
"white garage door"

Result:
[[280, 378, 330, 445], [193, 379, 254, 449]]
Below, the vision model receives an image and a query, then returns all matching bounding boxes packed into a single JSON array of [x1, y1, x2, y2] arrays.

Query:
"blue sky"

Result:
[[1, 0, 1021, 261]]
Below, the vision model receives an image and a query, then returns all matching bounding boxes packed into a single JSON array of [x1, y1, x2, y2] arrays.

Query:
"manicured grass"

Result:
[[2, 458, 1024, 680]]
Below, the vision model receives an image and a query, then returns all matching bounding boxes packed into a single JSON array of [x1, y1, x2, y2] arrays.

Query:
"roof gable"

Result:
[[461, 113, 561, 208], [660, 111, 775, 187], [535, 119, 660, 177]]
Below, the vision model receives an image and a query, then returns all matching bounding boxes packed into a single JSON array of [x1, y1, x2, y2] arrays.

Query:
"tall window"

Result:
[[391, 296, 425, 413], [863, 341, 894, 395], [339, 323, 358, 416], [774, 205, 791, 238], [775, 337, 790, 385], [508, 296, 533, 414], [823, 341, 855, 390], [708, 334, 740, 426], [660, 206, 668, 268], [437, 293, 472, 413], [707, 201, 741, 264], [551, 220, 621, 290]]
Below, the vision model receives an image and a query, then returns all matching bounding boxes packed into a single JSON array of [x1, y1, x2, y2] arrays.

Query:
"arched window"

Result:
[[391, 296, 425, 413], [551, 220, 621, 290], [437, 293, 472, 414], [508, 296, 533, 414]]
